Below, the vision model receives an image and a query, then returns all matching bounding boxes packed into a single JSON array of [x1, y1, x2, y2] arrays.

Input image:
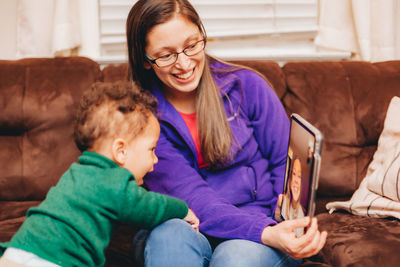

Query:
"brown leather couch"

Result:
[[1, 57, 399, 267]]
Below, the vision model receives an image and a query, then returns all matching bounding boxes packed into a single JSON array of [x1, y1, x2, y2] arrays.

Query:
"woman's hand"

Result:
[[183, 208, 200, 232], [274, 194, 284, 221], [261, 216, 327, 260]]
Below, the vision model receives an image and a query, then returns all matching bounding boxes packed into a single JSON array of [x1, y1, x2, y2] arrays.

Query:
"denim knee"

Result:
[[144, 219, 212, 267], [210, 240, 262, 267], [147, 218, 194, 243], [210, 239, 301, 267]]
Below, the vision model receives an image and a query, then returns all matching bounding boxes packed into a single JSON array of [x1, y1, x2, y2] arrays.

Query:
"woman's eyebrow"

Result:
[[184, 33, 202, 42], [154, 33, 202, 52]]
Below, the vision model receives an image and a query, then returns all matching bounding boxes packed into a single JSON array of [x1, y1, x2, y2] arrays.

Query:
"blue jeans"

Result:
[[132, 219, 302, 267]]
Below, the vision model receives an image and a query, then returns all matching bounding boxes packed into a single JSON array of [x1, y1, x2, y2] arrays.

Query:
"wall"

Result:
[[0, 0, 17, 60]]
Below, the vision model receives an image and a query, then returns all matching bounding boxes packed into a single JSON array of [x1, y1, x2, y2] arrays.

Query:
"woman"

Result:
[[126, 0, 327, 266], [281, 157, 306, 237]]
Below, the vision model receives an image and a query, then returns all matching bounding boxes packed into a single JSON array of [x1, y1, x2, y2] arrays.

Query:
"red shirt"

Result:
[[178, 112, 207, 168]]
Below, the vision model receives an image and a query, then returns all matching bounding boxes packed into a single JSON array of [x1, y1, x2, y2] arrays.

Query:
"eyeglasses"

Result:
[[146, 39, 206, 67]]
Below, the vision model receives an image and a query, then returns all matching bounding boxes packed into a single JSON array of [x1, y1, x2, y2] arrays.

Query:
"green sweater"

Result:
[[0, 151, 188, 266]]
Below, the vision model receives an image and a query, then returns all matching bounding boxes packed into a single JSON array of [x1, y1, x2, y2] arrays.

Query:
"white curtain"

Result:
[[16, 0, 98, 58], [315, 0, 400, 61]]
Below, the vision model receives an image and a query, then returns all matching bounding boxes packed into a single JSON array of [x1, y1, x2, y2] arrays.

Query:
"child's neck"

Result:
[[88, 140, 116, 165]]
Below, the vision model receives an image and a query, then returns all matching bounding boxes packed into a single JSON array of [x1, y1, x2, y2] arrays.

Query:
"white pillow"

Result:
[[326, 96, 400, 219]]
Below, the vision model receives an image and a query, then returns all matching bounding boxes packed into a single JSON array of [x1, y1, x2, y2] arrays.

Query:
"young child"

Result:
[[0, 81, 199, 267]]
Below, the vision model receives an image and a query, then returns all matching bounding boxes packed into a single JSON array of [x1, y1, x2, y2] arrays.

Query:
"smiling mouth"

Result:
[[173, 69, 194, 80]]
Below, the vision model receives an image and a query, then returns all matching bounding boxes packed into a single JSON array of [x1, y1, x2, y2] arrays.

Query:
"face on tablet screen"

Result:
[[282, 155, 307, 222], [291, 158, 302, 204], [279, 114, 323, 237], [282, 118, 316, 224]]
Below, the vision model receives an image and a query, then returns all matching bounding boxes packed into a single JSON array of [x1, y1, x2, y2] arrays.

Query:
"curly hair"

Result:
[[74, 81, 158, 152]]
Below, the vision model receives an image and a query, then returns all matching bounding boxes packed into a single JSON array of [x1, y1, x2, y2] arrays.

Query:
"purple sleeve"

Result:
[[144, 134, 275, 243], [243, 71, 290, 211]]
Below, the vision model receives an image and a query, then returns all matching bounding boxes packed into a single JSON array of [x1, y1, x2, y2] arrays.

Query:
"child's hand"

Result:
[[183, 208, 200, 232]]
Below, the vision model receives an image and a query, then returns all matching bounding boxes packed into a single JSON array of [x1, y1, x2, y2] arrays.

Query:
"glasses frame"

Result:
[[146, 38, 206, 67]]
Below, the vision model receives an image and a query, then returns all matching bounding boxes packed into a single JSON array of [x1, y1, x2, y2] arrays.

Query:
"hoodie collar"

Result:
[[151, 84, 198, 155], [210, 59, 241, 95], [149, 59, 241, 149]]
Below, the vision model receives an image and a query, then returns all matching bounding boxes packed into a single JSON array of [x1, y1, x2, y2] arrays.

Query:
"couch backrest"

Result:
[[101, 60, 287, 98], [282, 61, 400, 197], [0, 57, 102, 201], [3, 57, 399, 201]]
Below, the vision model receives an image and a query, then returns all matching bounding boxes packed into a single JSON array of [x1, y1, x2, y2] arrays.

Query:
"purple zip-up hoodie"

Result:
[[144, 59, 290, 244]]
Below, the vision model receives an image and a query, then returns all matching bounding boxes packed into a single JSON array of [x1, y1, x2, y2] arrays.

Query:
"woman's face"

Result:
[[291, 158, 302, 203], [144, 14, 205, 97]]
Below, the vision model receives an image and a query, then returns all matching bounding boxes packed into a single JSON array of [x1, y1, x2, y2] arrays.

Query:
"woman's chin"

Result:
[[169, 75, 200, 93]]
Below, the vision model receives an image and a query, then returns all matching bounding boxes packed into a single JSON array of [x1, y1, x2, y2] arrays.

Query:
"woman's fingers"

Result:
[[297, 229, 327, 258], [261, 217, 327, 260], [280, 217, 327, 259], [285, 216, 311, 234], [299, 219, 327, 257], [277, 194, 284, 207], [292, 218, 327, 258], [274, 194, 284, 221]]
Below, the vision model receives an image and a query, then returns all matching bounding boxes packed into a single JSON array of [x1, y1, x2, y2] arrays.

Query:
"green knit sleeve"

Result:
[[119, 179, 188, 228]]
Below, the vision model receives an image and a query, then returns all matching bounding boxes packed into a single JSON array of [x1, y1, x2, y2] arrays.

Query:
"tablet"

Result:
[[279, 113, 323, 237]]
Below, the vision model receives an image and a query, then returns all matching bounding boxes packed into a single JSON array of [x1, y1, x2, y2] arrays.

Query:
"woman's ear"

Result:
[[144, 60, 152, 70], [112, 138, 127, 166]]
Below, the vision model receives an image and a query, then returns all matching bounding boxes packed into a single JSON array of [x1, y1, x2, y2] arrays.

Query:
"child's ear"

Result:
[[112, 138, 127, 166]]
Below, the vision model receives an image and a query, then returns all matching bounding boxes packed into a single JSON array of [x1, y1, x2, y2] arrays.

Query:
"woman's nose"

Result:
[[174, 52, 191, 69]]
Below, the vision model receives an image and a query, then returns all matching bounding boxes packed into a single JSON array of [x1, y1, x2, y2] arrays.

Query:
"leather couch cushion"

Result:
[[0, 57, 102, 201], [316, 212, 400, 267], [230, 60, 287, 99], [102, 63, 130, 83], [282, 61, 400, 197], [0, 200, 41, 242]]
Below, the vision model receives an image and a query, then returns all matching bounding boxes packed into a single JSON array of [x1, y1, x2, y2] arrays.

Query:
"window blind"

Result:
[[98, 0, 350, 64], [193, 0, 318, 37]]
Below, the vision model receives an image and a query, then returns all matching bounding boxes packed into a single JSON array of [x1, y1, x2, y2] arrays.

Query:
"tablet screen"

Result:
[[281, 116, 318, 228]]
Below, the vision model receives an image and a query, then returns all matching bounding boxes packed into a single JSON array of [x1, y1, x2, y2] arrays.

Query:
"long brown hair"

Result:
[[126, 0, 232, 166]]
